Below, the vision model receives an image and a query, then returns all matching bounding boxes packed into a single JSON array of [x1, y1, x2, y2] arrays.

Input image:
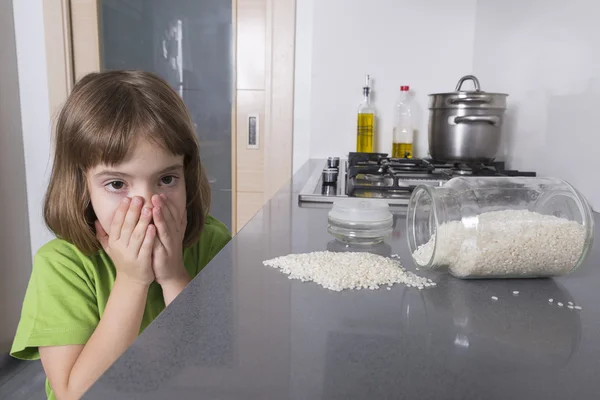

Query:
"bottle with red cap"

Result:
[[392, 85, 414, 158]]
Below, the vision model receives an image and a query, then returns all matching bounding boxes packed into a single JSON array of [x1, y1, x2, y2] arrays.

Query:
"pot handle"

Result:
[[454, 115, 499, 125], [455, 75, 481, 92], [449, 97, 490, 105]]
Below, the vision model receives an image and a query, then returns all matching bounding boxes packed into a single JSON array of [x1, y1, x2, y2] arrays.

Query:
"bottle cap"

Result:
[[400, 85, 410, 91]]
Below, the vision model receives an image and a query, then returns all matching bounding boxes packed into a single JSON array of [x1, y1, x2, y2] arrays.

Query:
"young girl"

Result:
[[10, 70, 231, 400]]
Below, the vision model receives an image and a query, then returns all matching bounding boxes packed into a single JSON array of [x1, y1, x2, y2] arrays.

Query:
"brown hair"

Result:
[[44, 70, 211, 254]]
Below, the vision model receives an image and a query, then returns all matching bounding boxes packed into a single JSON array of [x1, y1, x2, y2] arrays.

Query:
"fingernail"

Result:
[[142, 207, 150, 216], [133, 197, 142, 205], [122, 197, 130, 204], [154, 206, 161, 215]]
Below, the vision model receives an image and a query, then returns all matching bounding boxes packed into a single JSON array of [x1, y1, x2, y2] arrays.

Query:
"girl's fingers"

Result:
[[95, 220, 109, 250], [130, 207, 153, 252], [153, 232, 162, 253], [160, 194, 179, 220], [152, 231, 164, 261], [180, 207, 187, 232], [109, 197, 131, 240], [153, 206, 172, 248], [138, 224, 156, 259], [121, 197, 143, 245], [153, 195, 177, 234]]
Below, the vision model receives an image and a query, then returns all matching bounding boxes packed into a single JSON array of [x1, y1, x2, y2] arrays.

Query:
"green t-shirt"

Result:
[[10, 215, 231, 400]]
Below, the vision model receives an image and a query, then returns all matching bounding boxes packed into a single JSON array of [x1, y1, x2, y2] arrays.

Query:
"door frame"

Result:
[[42, 0, 74, 117], [43, 0, 296, 233]]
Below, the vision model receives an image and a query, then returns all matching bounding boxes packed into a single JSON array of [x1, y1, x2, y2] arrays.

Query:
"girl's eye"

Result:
[[160, 175, 178, 186], [105, 181, 126, 192]]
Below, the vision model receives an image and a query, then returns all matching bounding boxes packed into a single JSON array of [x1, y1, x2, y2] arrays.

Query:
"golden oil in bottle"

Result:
[[356, 75, 377, 153], [357, 113, 374, 152], [392, 85, 414, 158], [392, 142, 413, 158]]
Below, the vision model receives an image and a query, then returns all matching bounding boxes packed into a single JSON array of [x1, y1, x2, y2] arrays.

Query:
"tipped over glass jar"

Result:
[[407, 177, 594, 279]]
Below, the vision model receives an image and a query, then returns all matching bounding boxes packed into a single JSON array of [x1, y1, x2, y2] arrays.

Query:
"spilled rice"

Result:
[[263, 251, 435, 292]]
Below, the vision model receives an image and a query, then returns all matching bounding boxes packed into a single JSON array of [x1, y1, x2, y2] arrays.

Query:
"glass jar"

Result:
[[406, 177, 594, 278], [328, 199, 393, 245]]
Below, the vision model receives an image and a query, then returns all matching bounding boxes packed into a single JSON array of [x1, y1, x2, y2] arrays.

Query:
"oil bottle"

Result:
[[392, 85, 414, 158], [356, 75, 376, 153]]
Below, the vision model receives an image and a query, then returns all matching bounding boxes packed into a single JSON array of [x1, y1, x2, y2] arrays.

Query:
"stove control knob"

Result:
[[327, 157, 340, 169], [322, 168, 339, 184]]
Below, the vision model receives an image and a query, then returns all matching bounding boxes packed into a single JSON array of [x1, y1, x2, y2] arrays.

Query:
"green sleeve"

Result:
[[11, 244, 99, 360], [206, 216, 232, 259], [191, 216, 231, 276]]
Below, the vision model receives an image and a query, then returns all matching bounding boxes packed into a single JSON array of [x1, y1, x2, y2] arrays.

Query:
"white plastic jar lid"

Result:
[[329, 199, 393, 224]]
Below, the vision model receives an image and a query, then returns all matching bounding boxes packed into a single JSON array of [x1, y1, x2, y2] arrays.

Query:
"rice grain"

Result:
[[412, 210, 586, 278], [263, 251, 432, 292]]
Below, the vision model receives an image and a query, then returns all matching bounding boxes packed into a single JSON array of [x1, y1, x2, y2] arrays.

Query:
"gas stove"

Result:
[[298, 152, 536, 206]]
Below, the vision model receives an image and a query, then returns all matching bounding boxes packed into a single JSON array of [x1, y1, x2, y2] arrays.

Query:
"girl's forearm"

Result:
[[160, 270, 191, 306], [65, 275, 149, 398]]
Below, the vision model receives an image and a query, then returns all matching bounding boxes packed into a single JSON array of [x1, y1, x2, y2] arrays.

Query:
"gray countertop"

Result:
[[85, 159, 600, 400]]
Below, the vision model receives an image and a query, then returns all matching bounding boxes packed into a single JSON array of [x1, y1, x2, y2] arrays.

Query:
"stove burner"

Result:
[[453, 169, 472, 176], [345, 152, 536, 198], [353, 190, 386, 199], [298, 154, 538, 206], [348, 152, 388, 165], [363, 174, 386, 182]]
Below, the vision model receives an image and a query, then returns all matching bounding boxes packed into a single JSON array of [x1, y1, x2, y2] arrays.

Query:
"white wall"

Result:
[[292, 0, 314, 173], [0, 0, 33, 354], [294, 0, 600, 210], [293, 0, 478, 168], [0, 0, 54, 352], [473, 0, 600, 210], [12, 0, 55, 257]]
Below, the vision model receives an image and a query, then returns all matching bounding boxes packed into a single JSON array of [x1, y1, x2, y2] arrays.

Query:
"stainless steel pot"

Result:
[[428, 75, 507, 163]]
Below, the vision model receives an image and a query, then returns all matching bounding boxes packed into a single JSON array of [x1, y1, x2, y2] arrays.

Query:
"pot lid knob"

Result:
[[455, 75, 481, 92]]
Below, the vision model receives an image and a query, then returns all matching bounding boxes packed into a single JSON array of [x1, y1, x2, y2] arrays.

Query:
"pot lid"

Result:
[[430, 75, 508, 96], [428, 75, 507, 109]]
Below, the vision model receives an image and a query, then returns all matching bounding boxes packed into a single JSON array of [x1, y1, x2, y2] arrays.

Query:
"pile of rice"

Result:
[[263, 251, 435, 292], [412, 209, 587, 278]]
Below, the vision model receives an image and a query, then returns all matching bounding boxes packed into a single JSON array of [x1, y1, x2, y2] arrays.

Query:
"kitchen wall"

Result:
[[1, 0, 54, 352], [12, 0, 55, 257], [0, 0, 34, 353], [294, 0, 600, 211], [293, 0, 479, 171], [292, 0, 314, 173], [472, 0, 600, 210]]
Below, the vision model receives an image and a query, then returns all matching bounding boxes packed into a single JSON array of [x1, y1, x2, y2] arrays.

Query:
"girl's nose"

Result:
[[142, 195, 154, 210], [131, 190, 155, 210]]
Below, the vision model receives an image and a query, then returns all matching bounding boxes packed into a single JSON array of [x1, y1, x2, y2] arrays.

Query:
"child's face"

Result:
[[86, 139, 186, 235]]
